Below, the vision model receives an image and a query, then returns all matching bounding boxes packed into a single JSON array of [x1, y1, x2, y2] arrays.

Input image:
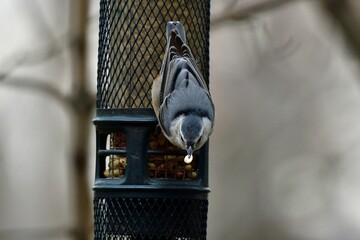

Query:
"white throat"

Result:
[[168, 115, 186, 149]]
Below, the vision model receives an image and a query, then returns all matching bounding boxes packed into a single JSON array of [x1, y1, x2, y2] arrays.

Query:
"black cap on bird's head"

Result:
[[180, 114, 202, 151]]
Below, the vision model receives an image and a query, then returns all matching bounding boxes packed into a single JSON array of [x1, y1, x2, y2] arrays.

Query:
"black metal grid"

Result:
[[97, 0, 210, 109], [94, 0, 211, 239], [94, 197, 208, 239]]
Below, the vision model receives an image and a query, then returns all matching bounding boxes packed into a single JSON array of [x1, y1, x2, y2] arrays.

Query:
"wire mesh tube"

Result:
[[94, 0, 211, 239], [96, 0, 210, 109], [94, 197, 208, 239]]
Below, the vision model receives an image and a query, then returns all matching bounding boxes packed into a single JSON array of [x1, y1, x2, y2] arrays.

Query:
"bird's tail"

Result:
[[164, 21, 193, 62], [160, 21, 188, 80], [166, 21, 186, 45]]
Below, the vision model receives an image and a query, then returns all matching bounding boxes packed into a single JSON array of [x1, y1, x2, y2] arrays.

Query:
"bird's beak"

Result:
[[187, 146, 193, 157]]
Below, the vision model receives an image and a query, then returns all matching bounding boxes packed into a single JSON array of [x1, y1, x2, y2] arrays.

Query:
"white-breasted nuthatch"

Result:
[[152, 21, 215, 163]]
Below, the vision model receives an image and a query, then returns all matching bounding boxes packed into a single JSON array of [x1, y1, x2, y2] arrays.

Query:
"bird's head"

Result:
[[168, 114, 213, 163], [179, 114, 213, 156]]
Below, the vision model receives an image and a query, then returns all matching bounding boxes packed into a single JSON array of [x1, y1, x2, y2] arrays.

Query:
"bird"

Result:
[[151, 21, 215, 163]]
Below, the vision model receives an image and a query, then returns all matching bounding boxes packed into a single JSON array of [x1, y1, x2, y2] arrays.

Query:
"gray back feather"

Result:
[[159, 22, 215, 135]]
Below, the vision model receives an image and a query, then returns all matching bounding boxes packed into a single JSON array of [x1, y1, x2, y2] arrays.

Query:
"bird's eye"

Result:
[[196, 137, 203, 148]]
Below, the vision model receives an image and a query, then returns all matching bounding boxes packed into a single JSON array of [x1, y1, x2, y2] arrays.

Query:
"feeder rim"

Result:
[[94, 108, 157, 124], [93, 183, 210, 193]]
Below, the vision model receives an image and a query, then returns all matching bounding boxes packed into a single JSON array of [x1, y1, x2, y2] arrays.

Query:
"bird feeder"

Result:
[[93, 0, 211, 239]]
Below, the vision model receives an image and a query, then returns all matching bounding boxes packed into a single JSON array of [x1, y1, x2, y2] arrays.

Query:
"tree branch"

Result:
[[0, 2, 98, 81], [0, 76, 96, 113], [0, 48, 59, 80], [0, 77, 72, 108], [321, 0, 360, 64], [68, 0, 93, 239], [16, 0, 57, 42], [211, 0, 309, 27]]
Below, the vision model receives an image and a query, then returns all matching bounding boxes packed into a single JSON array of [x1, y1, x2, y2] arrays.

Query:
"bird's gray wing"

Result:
[[158, 22, 215, 133], [159, 79, 215, 135]]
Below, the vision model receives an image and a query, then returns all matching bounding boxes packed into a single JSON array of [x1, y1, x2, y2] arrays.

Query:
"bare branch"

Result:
[[68, 0, 93, 239], [0, 76, 96, 114], [0, 0, 66, 79], [0, 227, 77, 239], [0, 46, 62, 80], [0, 3, 98, 81], [211, 0, 309, 27], [15, 0, 57, 42], [223, 0, 241, 12], [0, 76, 73, 108], [1, 3, 95, 239], [321, 0, 360, 64]]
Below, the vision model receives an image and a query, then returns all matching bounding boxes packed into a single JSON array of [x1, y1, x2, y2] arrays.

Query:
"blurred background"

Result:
[[1, 0, 360, 239]]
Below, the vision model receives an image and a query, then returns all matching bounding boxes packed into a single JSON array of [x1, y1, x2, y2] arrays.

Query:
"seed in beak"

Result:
[[184, 154, 193, 164]]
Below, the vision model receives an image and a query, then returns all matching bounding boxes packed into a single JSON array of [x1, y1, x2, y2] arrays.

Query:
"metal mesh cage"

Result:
[[96, 0, 210, 109], [94, 196, 208, 239], [94, 0, 211, 239]]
